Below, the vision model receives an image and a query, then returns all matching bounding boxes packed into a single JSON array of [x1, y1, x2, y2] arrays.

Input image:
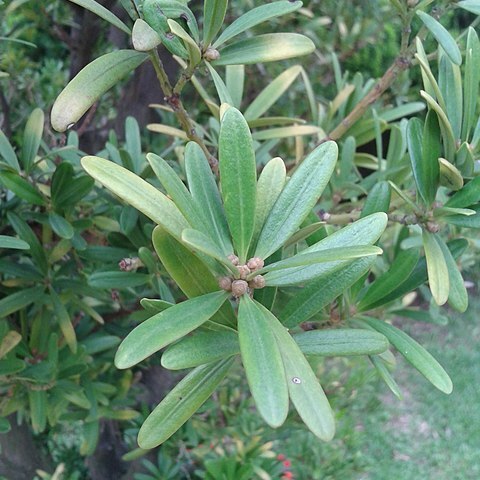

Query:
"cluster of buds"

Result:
[[219, 255, 266, 298], [277, 454, 294, 479]]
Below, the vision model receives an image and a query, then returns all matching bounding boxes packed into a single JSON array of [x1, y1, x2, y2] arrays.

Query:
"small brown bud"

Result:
[[218, 276, 232, 291], [426, 221, 440, 233], [231, 280, 248, 297], [237, 264, 251, 279], [247, 257, 264, 271], [227, 254, 239, 266], [119, 257, 142, 272], [204, 47, 220, 61], [250, 275, 266, 289]]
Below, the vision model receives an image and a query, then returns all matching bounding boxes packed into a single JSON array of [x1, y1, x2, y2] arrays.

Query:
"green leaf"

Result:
[[132, 18, 161, 51], [184, 142, 233, 256], [378, 102, 426, 123], [225, 65, 244, 109], [263, 302, 335, 441], [445, 176, 480, 208], [284, 222, 325, 248], [370, 355, 402, 399], [29, 390, 47, 433], [162, 330, 239, 370], [213, 33, 315, 66], [360, 181, 391, 218], [252, 125, 322, 141], [203, 0, 228, 46], [252, 157, 286, 246], [238, 296, 288, 427], [167, 19, 201, 65], [0, 129, 19, 170], [115, 291, 229, 369], [259, 246, 382, 276], [438, 157, 463, 191], [422, 230, 449, 305], [81, 156, 188, 239], [0, 358, 25, 376], [462, 28, 480, 139], [264, 213, 387, 287], [293, 329, 389, 357], [88, 271, 150, 289], [140, 298, 175, 313], [358, 316, 453, 394], [66, 0, 131, 34], [52, 50, 148, 132], [255, 141, 338, 260], [205, 63, 234, 105], [280, 257, 376, 328], [417, 11, 462, 65], [445, 204, 480, 228], [49, 213, 74, 239], [138, 358, 234, 449], [244, 66, 302, 121], [435, 236, 468, 313], [213, 1, 303, 48], [0, 235, 30, 250], [0, 331, 22, 359], [50, 287, 77, 353], [219, 107, 257, 263], [457, 0, 480, 15], [21, 108, 44, 172], [0, 172, 45, 205], [358, 248, 420, 312]]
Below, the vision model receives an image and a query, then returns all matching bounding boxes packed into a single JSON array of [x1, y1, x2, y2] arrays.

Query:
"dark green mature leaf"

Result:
[[262, 302, 335, 441], [421, 112, 440, 203], [219, 107, 257, 263], [417, 11, 462, 65], [0, 286, 45, 319], [67, 0, 131, 33], [82, 156, 188, 239], [213, 34, 315, 66], [358, 316, 452, 394], [0, 172, 44, 205], [213, 1, 303, 48], [255, 141, 338, 260], [52, 51, 148, 132], [22, 108, 44, 172], [0, 129, 19, 170], [138, 358, 234, 448], [358, 248, 420, 311], [203, 0, 228, 46], [462, 28, 480, 139], [445, 177, 480, 208], [49, 213, 74, 239], [88, 271, 150, 289], [50, 287, 77, 353], [29, 390, 47, 433], [162, 330, 238, 369], [185, 142, 233, 256], [0, 235, 29, 250], [360, 181, 391, 217], [445, 204, 480, 228], [115, 291, 229, 369], [238, 296, 288, 427], [422, 230, 449, 305], [293, 329, 389, 357]]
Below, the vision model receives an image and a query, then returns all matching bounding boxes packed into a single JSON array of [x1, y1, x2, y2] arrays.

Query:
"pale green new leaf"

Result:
[[370, 355, 402, 399], [218, 107, 256, 262], [457, 0, 480, 15], [132, 19, 161, 51], [52, 50, 148, 132], [167, 19, 201, 66], [115, 291, 229, 369], [238, 296, 289, 427], [252, 125, 321, 141], [138, 358, 234, 449], [213, 34, 315, 66], [81, 156, 188, 239], [22, 108, 44, 172], [255, 141, 338, 260], [422, 230, 449, 305]]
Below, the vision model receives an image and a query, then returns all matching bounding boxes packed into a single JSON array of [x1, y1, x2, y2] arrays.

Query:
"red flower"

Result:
[[277, 454, 286, 461], [282, 473, 294, 480], [283, 460, 292, 468]]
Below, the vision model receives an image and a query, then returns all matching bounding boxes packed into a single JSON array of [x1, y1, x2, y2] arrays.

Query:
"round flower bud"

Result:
[[237, 264, 251, 279], [231, 280, 248, 297], [227, 254, 239, 266], [204, 47, 220, 61], [218, 276, 232, 291], [250, 275, 266, 289], [247, 257, 264, 271]]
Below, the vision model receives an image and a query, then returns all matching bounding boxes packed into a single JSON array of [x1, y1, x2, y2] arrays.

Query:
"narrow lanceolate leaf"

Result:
[[21, 108, 44, 172], [255, 141, 338, 260], [203, 0, 228, 46], [205, 63, 234, 105], [162, 330, 239, 370], [435, 236, 468, 313], [263, 303, 335, 441], [417, 11, 462, 65], [265, 213, 386, 287], [0, 235, 29, 250], [359, 316, 453, 394], [115, 291, 229, 369], [0, 172, 45, 205], [184, 142, 233, 255], [458, 0, 480, 15], [238, 296, 288, 428], [50, 288, 77, 353], [52, 50, 148, 132], [213, 34, 315, 66], [439, 53, 463, 141], [358, 248, 420, 312], [0, 286, 45, 319], [252, 157, 286, 245], [167, 19, 201, 66], [422, 230, 449, 306], [244, 66, 302, 121], [225, 64, 244, 109], [218, 107, 256, 262], [445, 176, 480, 208], [138, 358, 234, 449], [360, 181, 391, 218], [0, 129, 19, 170], [213, 1, 303, 48], [462, 28, 480, 139], [370, 355, 402, 399], [81, 156, 188, 239], [293, 329, 389, 357], [67, 0, 131, 34], [29, 390, 47, 433], [445, 204, 480, 229]]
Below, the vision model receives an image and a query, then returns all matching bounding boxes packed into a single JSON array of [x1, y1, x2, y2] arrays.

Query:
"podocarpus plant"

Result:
[[49, 0, 480, 453]]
